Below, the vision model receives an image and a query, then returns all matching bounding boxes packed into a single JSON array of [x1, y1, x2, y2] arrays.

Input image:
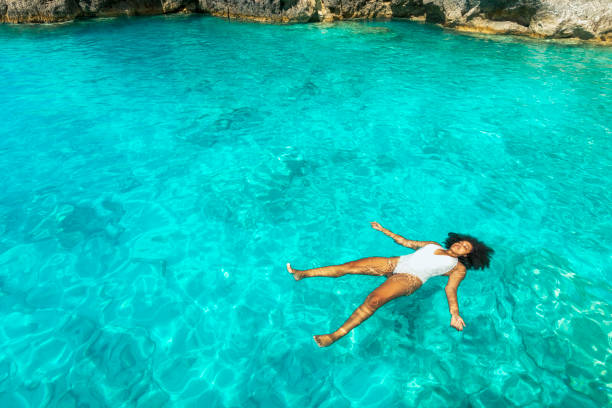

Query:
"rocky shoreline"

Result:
[[1, 0, 611, 43]]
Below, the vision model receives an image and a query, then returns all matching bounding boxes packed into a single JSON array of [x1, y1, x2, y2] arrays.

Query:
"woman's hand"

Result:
[[370, 221, 384, 231], [450, 314, 466, 331]]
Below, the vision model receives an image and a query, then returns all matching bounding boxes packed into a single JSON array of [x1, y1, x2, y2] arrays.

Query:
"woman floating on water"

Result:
[[287, 221, 494, 347]]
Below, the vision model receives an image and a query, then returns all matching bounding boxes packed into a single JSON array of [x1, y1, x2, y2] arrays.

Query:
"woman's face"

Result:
[[451, 240, 473, 256]]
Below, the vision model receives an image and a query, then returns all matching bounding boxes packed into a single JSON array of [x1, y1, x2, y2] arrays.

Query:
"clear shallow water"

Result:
[[0, 13, 611, 407]]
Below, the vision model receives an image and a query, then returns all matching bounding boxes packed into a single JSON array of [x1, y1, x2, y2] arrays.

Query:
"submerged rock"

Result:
[[0, 0, 610, 41]]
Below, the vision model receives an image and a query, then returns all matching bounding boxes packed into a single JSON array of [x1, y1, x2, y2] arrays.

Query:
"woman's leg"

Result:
[[287, 257, 399, 280], [313, 274, 422, 347]]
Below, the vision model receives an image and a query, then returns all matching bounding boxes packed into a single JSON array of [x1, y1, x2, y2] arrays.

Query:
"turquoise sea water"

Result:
[[0, 14, 611, 407]]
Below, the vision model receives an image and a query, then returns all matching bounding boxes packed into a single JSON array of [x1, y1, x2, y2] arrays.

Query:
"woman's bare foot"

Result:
[[313, 334, 335, 347], [286, 263, 304, 281]]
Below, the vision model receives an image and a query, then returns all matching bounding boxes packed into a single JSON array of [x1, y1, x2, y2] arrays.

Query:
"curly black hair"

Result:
[[444, 232, 494, 270]]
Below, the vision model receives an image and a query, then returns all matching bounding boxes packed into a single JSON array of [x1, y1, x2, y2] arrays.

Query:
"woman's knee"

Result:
[[344, 259, 370, 272], [343, 259, 359, 268], [364, 293, 385, 309]]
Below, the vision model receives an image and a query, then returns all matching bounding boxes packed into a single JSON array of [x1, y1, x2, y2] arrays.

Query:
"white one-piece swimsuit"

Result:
[[393, 243, 458, 284]]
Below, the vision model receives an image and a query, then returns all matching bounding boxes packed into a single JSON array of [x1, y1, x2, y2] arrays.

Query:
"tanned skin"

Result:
[[286, 221, 471, 347]]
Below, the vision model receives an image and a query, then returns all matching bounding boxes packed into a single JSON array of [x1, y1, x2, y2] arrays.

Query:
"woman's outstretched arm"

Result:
[[445, 264, 467, 331], [370, 221, 438, 249]]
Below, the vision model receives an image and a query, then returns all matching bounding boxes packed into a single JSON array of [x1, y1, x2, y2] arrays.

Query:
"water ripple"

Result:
[[0, 14, 611, 407]]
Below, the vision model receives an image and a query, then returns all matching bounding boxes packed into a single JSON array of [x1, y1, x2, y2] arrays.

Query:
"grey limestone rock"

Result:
[[77, 0, 164, 17], [0, 0, 611, 42], [0, 0, 81, 22], [461, 15, 530, 34], [319, 0, 392, 21], [413, 0, 612, 41], [478, 0, 540, 26], [530, 0, 612, 40], [197, 0, 318, 22], [390, 0, 477, 23], [161, 0, 196, 12]]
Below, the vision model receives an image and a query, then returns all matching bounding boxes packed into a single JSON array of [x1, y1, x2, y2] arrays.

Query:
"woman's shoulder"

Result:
[[443, 261, 466, 276], [455, 261, 467, 273]]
